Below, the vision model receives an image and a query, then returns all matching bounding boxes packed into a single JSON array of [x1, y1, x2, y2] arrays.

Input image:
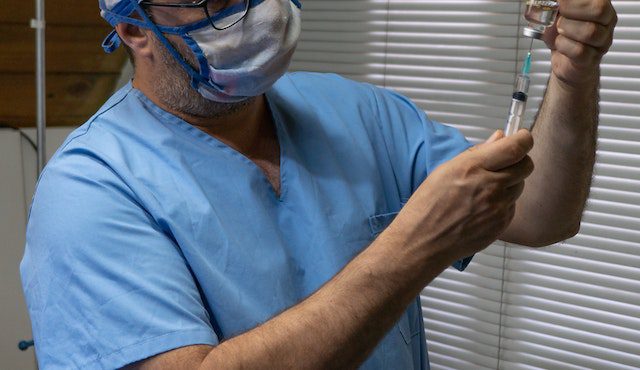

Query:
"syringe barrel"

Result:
[[514, 74, 530, 95], [505, 98, 527, 136]]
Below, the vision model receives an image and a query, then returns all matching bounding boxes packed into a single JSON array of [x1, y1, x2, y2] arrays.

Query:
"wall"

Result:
[[1, 2, 125, 363]]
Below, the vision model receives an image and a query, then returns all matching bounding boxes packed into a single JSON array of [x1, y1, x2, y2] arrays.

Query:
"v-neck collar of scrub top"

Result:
[[128, 85, 290, 202]]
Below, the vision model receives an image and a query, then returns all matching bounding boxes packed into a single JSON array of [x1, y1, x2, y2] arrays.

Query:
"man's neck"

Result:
[[132, 77, 273, 158]]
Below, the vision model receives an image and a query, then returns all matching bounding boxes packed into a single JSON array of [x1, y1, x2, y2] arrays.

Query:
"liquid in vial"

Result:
[[523, 0, 559, 39]]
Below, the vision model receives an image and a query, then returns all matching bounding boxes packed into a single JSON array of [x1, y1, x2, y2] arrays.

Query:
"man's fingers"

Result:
[[476, 129, 534, 171], [554, 34, 602, 66], [491, 155, 535, 187], [557, 17, 612, 50], [558, 0, 617, 26], [503, 181, 526, 204]]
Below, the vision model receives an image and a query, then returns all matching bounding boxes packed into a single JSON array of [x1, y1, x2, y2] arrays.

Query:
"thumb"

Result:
[[486, 129, 505, 144], [469, 130, 504, 155], [475, 130, 504, 150], [476, 129, 534, 171]]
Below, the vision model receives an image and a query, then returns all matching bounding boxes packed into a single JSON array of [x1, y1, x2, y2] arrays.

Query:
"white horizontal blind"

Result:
[[500, 1, 640, 369], [290, 0, 389, 84], [291, 0, 640, 369]]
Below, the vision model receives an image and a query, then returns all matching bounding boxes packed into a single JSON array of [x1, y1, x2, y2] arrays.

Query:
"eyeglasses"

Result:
[[139, 0, 250, 30]]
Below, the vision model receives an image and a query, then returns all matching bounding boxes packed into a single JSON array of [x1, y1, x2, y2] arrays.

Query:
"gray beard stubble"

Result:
[[151, 35, 255, 119]]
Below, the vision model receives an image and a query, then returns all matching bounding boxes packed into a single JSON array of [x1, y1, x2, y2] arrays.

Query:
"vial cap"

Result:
[[523, 27, 544, 39]]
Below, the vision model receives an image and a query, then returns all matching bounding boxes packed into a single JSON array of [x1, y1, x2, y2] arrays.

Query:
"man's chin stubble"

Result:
[[152, 36, 256, 120]]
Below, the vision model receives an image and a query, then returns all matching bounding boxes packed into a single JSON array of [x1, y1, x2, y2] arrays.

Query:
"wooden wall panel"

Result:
[[0, 74, 120, 127], [1, 25, 124, 74], [1, 1, 106, 26], [1, 3, 127, 127]]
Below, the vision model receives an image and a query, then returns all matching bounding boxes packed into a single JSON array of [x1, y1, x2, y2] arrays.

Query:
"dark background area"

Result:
[[1, 1, 126, 127]]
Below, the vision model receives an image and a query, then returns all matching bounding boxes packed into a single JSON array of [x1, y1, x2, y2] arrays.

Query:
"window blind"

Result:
[[290, 1, 640, 369]]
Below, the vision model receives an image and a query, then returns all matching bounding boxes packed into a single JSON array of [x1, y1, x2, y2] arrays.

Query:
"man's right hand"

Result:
[[390, 129, 535, 272]]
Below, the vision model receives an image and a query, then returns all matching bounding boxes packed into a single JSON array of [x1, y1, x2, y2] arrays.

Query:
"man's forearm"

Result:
[[200, 227, 451, 369], [505, 71, 599, 246]]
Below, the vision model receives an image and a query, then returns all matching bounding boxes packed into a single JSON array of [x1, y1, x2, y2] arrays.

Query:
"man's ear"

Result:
[[116, 23, 154, 60]]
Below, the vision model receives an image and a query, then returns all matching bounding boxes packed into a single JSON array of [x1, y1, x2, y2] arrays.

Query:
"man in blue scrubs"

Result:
[[20, 0, 616, 368]]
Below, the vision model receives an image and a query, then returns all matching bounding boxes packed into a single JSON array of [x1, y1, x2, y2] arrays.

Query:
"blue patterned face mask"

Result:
[[100, 0, 302, 103]]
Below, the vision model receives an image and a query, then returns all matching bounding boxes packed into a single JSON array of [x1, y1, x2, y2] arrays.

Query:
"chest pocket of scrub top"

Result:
[[367, 199, 408, 238], [368, 211, 399, 238], [368, 202, 422, 345]]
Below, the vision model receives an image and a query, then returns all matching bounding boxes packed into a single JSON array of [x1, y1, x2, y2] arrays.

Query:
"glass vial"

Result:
[[523, 0, 559, 39]]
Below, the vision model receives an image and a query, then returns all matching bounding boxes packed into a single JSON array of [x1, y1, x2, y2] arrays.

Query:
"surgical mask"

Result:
[[100, 0, 302, 103]]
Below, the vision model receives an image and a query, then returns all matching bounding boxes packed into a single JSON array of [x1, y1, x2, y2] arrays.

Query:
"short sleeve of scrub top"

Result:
[[20, 134, 219, 368], [21, 72, 474, 369], [367, 84, 475, 271]]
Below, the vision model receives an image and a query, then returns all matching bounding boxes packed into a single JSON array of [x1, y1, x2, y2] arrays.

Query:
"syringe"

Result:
[[505, 50, 532, 136]]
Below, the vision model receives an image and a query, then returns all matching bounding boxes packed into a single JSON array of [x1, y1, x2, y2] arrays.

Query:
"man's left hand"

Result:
[[542, 0, 617, 88]]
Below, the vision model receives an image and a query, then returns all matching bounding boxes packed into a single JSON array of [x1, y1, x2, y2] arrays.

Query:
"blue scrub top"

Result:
[[21, 72, 473, 369]]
